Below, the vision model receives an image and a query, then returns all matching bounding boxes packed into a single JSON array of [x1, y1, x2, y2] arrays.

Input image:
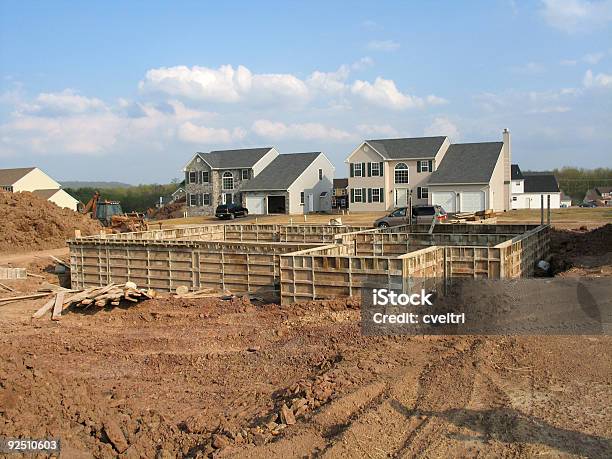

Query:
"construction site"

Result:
[[1, 191, 611, 458]]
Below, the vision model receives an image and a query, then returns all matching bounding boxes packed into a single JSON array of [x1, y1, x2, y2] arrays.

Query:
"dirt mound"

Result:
[[0, 190, 101, 254], [550, 224, 612, 274], [150, 198, 186, 221]]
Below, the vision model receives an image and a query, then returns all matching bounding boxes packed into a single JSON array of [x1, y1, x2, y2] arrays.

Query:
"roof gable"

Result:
[[511, 164, 524, 180], [365, 136, 447, 160], [0, 167, 36, 186], [241, 152, 321, 191], [523, 173, 560, 193], [428, 142, 504, 185]]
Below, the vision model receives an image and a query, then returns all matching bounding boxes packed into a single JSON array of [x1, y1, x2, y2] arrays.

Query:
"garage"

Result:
[[461, 191, 485, 212], [245, 195, 265, 214], [267, 195, 286, 214], [431, 191, 456, 213]]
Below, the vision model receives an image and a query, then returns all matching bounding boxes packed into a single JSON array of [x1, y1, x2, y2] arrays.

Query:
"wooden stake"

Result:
[[0, 281, 15, 292], [32, 297, 56, 318], [52, 292, 65, 321]]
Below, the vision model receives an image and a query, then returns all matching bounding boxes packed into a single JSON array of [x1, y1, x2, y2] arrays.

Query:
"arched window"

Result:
[[222, 172, 234, 190], [394, 163, 409, 184]]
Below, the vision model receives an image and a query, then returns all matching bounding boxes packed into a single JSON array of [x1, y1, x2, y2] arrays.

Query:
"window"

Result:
[[372, 188, 380, 202], [394, 163, 409, 184], [354, 188, 363, 203], [419, 160, 429, 172], [354, 163, 363, 177], [202, 171, 209, 183], [371, 162, 380, 177], [241, 169, 249, 180], [189, 194, 197, 206], [300, 191, 305, 205], [390, 208, 406, 217], [418, 187, 429, 199], [319, 169, 323, 180], [222, 172, 234, 190], [188, 171, 197, 184], [202, 193, 211, 205]]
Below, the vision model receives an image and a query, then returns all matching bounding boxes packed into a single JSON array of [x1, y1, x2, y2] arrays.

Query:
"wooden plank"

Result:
[[0, 293, 50, 303], [52, 292, 65, 321], [32, 297, 56, 318], [0, 281, 15, 292]]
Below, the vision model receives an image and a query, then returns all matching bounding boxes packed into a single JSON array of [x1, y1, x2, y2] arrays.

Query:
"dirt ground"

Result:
[[0, 224, 610, 458]]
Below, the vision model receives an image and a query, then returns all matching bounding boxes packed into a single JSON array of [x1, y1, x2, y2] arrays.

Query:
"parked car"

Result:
[[579, 201, 597, 208], [373, 205, 447, 228], [215, 203, 249, 219]]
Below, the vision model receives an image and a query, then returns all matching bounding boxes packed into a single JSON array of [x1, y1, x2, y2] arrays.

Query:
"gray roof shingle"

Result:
[[523, 173, 560, 193], [333, 178, 348, 189], [241, 152, 321, 191], [428, 142, 503, 184], [0, 167, 36, 186], [366, 137, 447, 159], [511, 164, 524, 180], [198, 147, 274, 169]]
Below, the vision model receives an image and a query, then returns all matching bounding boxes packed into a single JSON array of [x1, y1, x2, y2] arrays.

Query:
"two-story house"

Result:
[[345, 136, 450, 211], [184, 147, 334, 215], [183, 147, 279, 216], [346, 130, 513, 213]]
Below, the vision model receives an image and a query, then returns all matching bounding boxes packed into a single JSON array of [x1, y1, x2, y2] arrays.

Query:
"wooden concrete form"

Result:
[[69, 239, 318, 294], [68, 222, 551, 304]]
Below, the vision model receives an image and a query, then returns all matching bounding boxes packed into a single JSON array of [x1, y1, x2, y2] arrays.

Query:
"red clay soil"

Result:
[[149, 198, 186, 221], [0, 190, 101, 254]]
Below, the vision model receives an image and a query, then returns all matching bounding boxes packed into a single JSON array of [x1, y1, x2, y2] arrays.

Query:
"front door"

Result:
[[395, 188, 408, 207], [307, 194, 314, 212], [223, 193, 233, 205]]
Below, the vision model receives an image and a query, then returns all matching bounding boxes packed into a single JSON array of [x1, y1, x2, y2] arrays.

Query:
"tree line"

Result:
[[64, 183, 180, 213], [549, 167, 612, 202]]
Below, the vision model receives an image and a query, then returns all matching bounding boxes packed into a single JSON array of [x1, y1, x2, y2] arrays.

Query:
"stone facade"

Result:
[[185, 156, 253, 216]]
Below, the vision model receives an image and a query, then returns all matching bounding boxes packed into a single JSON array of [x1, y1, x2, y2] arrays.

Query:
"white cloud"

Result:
[[583, 69, 612, 87], [351, 77, 446, 110], [366, 40, 400, 52], [351, 56, 374, 70], [583, 51, 606, 64], [356, 124, 399, 137], [139, 64, 309, 105], [19, 89, 107, 116], [527, 106, 571, 113], [307, 66, 350, 94], [178, 122, 246, 144], [541, 0, 612, 33], [251, 119, 352, 141], [424, 117, 460, 141]]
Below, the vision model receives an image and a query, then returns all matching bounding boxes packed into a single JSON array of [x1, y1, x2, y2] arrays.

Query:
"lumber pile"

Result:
[[448, 209, 496, 224], [174, 286, 264, 302], [31, 282, 156, 320]]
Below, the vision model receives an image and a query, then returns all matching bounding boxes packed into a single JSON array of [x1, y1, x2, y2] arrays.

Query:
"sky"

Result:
[[0, 0, 611, 184]]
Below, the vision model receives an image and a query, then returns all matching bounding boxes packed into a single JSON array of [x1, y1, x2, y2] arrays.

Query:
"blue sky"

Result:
[[1, 0, 611, 183]]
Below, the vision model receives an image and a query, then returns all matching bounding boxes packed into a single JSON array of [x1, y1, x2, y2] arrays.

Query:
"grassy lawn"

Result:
[[154, 207, 611, 229]]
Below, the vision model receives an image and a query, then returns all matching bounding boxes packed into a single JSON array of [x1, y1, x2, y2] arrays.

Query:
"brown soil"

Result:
[[0, 190, 101, 254], [0, 227, 610, 458], [550, 223, 612, 276], [150, 198, 186, 221]]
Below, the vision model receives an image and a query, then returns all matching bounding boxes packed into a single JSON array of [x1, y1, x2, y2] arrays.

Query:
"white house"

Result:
[[511, 165, 561, 209], [241, 152, 334, 214], [0, 167, 79, 211], [345, 129, 512, 213]]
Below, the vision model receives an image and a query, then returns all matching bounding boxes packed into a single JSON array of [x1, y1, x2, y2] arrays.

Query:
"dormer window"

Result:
[[241, 169, 249, 180]]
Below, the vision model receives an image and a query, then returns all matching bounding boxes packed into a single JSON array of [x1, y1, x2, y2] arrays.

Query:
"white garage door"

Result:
[[245, 196, 265, 214], [431, 191, 456, 213], [461, 191, 485, 212]]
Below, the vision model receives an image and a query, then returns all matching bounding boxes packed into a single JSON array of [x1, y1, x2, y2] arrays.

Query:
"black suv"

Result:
[[215, 203, 249, 219]]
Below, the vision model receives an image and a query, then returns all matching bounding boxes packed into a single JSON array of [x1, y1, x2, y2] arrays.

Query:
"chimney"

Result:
[[502, 128, 511, 211]]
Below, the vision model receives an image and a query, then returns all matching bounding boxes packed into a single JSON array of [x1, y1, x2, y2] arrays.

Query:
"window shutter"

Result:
[[367, 162, 372, 177], [429, 160, 433, 172], [368, 188, 372, 203], [380, 162, 384, 176], [361, 163, 366, 177], [350, 188, 354, 203], [350, 163, 354, 177], [362, 188, 366, 203], [417, 187, 422, 199], [417, 162, 422, 173], [380, 188, 384, 203]]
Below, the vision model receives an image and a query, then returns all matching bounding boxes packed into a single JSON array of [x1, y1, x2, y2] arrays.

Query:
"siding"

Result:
[[287, 154, 334, 214], [12, 168, 61, 192]]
